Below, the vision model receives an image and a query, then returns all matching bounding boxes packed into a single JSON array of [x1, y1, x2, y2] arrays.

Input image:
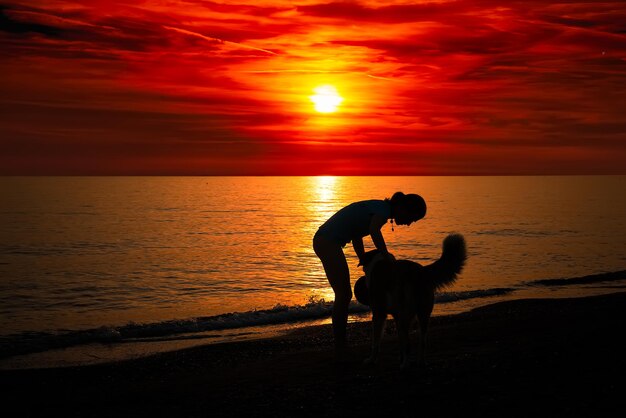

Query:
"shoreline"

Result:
[[1, 274, 625, 370], [2, 282, 624, 370], [2, 292, 625, 416], [1, 268, 624, 368]]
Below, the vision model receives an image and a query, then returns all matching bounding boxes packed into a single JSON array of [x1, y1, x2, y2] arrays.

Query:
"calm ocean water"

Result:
[[1, 176, 625, 362]]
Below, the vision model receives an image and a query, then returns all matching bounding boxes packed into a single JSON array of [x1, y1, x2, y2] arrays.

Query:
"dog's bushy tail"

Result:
[[424, 233, 466, 291]]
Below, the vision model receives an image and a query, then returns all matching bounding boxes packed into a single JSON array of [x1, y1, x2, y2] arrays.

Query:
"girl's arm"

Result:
[[369, 214, 389, 254], [352, 236, 365, 261]]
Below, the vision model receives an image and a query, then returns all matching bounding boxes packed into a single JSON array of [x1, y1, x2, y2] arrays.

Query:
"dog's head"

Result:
[[358, 249, 395, 278], [354, 250, 395, 306], [358, 249, 395, 267], [357, 249, 382, 268]]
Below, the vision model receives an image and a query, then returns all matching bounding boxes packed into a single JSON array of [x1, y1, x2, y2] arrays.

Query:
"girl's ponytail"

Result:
[[388, 191, 405, 205]]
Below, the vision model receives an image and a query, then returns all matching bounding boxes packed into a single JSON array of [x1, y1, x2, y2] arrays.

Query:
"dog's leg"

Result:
[[415, 289, 435, 371], [416, 309, 432, 370], [364, 311, 386, 365], [395, 314, 412, 371]]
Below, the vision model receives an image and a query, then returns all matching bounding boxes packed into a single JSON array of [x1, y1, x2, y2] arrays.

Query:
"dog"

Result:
[[354, 234, 466, 371]]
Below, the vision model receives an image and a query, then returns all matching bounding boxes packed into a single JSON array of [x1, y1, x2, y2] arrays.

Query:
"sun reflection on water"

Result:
[[305, 176, 342, 304], [315, 175, 336, 202]]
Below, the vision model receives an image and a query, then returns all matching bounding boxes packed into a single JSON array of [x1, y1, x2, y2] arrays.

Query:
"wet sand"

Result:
[[2, 292, 625, 417]]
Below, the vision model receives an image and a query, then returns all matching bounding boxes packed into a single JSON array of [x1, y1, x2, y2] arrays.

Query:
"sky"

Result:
[[1, 0, 625, 175]]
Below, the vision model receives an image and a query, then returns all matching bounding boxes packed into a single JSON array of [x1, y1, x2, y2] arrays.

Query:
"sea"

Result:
[[1, 176, 625, 367]]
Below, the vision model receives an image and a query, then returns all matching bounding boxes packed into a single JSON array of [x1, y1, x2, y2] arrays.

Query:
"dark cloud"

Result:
[[0, 5, 60, 36]]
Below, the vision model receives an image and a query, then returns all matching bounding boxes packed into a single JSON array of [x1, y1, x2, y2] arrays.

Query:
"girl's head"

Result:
[[387, 192, 426, 226]]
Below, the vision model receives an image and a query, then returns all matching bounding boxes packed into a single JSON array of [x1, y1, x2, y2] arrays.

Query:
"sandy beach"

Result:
[[2, 292, 625, 417]]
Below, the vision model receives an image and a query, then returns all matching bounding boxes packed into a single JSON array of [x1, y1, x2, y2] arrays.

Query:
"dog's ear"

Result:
[[358, 249, 380, 266]]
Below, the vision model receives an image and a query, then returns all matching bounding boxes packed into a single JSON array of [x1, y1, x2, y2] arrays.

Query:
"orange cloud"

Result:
[[1, 1, 625, 174]]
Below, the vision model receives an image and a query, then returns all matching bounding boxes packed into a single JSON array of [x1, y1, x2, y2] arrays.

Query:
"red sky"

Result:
[[1, 0, 625, 175]]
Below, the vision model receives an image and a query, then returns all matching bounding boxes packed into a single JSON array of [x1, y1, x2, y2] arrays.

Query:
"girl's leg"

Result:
[[313, 235, 352, 355]]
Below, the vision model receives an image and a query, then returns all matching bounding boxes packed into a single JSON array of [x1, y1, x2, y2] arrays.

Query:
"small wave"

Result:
[[0, 298, 341, 358], [527, 270, 626, 287], [2, 241, 137, 257], [435, 287, 515, 303], [0, 286, 521, 359], [473, 228, 556, 237]]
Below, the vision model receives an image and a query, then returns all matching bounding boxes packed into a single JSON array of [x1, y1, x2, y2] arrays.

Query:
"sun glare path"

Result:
[[310, 85, 343, 113], [316, 176, 336, 201]]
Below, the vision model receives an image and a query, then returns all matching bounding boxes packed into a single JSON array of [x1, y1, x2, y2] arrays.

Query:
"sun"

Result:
[[310, 85, 343, 113]]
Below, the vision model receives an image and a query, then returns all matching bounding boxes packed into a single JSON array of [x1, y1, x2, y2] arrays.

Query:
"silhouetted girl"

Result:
[[313, 192, 427, 359]]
